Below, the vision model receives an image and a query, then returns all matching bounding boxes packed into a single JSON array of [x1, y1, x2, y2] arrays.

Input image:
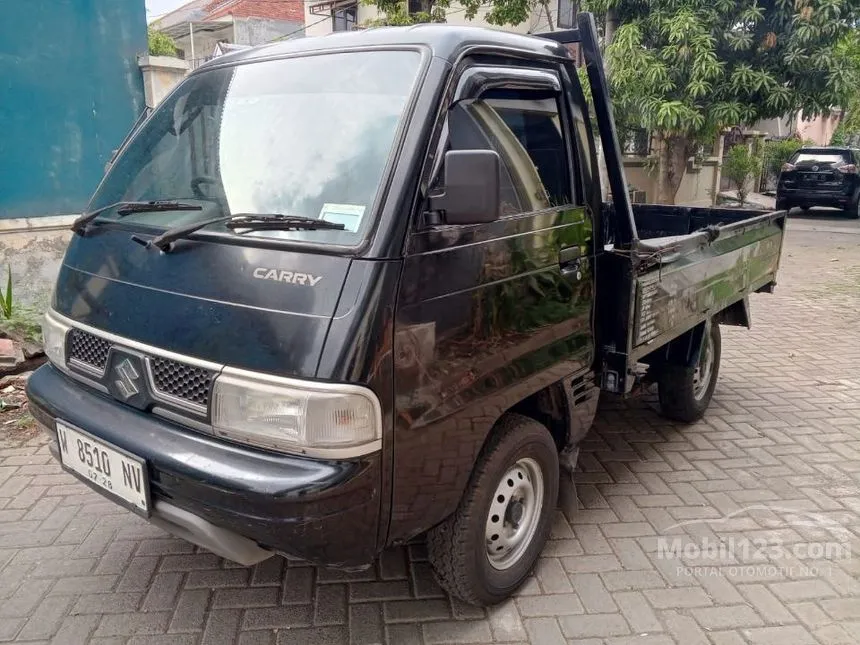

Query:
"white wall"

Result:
[[175, 25, 233, 62], [796, 111, 841, 146], [234, 16, 304, 44], [138, 55, 190, 108]]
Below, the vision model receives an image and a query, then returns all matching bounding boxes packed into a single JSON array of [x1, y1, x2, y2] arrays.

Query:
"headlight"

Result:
[[42, 311, 70, 371], [211, 368, 382, 457]]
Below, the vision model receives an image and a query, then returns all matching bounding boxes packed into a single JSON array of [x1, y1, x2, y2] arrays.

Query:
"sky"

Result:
[[145, 0, 189, 23]]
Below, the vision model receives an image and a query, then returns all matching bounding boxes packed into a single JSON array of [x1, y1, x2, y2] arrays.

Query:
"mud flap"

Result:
[[558, 444, 580, 520]]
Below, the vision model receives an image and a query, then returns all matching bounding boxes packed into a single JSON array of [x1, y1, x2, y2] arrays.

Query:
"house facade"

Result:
[[303, 0, 573, 38], [152, 0, 305, 68], [755, 111, 843, 146]]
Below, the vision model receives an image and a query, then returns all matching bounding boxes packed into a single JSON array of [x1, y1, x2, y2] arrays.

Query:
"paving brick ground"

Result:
[[2, 213, 859, 645]]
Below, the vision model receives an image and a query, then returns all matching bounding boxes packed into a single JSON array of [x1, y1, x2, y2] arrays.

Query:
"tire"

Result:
[[657, 322, 721, 423], [845, 195, 860, 219], [427, 413, 559, 606], [776, 199, 789, 212]]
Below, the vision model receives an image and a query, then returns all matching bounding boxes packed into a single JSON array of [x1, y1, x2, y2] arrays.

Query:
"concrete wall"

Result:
[[0, 0, 147, 220], [0, 220, 73, 312], [755, 112, 842, 146], [234, 16, 303, 44], [139, 56, 190, 108], [623, 157, 721, 206], [676, 160, 720, 206], [0, 0, 147, 308], [753, 115, 794, 139], [797, 111, 841, 146], [175, 24, 233, 62]]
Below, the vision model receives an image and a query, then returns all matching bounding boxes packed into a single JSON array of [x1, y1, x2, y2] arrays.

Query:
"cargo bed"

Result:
[[598, 204, 786, 393]]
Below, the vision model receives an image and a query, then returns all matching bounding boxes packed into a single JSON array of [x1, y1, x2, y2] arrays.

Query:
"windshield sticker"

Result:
[[320, 203, 366, 233]]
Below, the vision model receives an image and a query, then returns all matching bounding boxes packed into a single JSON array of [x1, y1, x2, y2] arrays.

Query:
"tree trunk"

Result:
[[657, 134, 691, 205], [540, 0, 555, 30], [604, 9, 618, 44]]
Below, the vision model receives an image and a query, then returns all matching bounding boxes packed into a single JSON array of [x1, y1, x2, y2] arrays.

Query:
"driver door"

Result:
[[388, 61, 596, 541]]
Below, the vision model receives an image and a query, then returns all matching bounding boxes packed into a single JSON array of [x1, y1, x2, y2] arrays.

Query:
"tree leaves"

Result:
[[364, 0, 860, 194], [580, 0, 860, 142]]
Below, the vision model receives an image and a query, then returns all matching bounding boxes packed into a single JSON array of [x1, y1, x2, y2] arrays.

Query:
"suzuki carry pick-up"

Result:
[[27, 14, 786, 605]]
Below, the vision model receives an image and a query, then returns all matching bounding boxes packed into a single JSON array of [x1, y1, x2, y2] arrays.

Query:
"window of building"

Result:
[[557, 0, 575, 29], [332, 4, 357, 31]]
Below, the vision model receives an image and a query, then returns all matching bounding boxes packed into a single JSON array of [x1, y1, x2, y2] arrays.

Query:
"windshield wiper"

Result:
[[137, 213, 346, 252], [71, 200, 202, 235]]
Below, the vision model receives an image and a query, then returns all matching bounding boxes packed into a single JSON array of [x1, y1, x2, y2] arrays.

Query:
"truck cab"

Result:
[[28, 15, 785, 606]]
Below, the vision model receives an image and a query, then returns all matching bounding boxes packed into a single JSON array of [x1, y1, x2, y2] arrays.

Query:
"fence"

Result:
[[759, 144, 781, 193], [188, 57, 213, 70]]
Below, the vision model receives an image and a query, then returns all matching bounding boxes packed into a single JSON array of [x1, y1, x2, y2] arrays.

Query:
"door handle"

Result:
[[559, 246, 585, 281], [559, 246, 582, 266]]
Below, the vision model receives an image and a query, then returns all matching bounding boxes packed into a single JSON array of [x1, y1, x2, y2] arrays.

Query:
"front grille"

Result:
[[150, 357, 214, 408], [68, 329, 110, 372]]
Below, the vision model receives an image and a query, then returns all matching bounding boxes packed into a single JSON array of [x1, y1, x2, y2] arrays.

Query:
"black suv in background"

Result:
[[776, 146, 860, 218]]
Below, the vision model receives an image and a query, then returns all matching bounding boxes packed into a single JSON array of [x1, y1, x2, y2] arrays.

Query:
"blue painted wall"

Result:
[[0, 0, 147, 219]]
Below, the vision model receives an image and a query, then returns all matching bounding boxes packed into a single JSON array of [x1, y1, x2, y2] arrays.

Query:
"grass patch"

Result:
[[0, 306, 42, 345]]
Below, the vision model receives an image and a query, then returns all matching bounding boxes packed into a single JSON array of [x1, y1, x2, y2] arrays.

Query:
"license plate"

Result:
[[56, 420, 150, 515]]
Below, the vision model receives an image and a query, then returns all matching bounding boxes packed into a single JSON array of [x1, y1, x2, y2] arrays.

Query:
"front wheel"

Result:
[[657, 322, 721, 422], [427, 414, 559, 606]]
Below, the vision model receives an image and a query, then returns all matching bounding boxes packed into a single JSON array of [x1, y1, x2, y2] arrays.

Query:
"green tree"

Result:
[[831, 29, 860, 144], [723, 144, 762, 206], [148, 28, 178, 57], [365, 0, 557, 30], [583, 0, 860, 203], [762, 137, 802, 176]]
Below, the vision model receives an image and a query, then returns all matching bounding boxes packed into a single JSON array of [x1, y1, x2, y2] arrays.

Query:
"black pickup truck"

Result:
[[27, 14, 785, 605]]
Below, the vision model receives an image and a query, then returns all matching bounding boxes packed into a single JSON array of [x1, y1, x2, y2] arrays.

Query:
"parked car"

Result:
[[27, 13, 786, 605], [776, 146, 860, 218]]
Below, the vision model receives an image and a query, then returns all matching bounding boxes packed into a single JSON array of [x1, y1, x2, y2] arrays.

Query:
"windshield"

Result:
[[791, 151, 849, 165], [89, 50, 422, 245]]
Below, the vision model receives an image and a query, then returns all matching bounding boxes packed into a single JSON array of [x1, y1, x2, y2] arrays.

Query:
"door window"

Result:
[[444, 89, 572, 217]]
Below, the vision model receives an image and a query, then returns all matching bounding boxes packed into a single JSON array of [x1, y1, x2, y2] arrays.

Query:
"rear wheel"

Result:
[[845, 195, 860, 219], [657, 322, 721, 423], [427, 414, 559, 606]]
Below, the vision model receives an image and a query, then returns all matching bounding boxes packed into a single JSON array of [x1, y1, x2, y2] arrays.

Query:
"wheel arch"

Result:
[[642, 300, 745, 373], [507, 370, 599, 453]]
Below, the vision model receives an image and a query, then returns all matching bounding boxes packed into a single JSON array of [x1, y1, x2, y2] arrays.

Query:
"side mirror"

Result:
[[430, 150, 501, 225]]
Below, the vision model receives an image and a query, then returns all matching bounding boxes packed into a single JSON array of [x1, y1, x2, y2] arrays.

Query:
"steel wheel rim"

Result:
[[692, 330, 714, 401], [485, 457, 544, 570]]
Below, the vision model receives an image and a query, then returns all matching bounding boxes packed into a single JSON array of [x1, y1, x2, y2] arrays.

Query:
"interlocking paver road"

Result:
[[2, 213, 859, 645]]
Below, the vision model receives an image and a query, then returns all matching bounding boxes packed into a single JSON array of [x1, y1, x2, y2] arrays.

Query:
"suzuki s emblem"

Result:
[[114, 358, 141, 400]]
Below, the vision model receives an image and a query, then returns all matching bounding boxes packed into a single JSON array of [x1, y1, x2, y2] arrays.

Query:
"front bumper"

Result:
[[26, 364, 381, 568]]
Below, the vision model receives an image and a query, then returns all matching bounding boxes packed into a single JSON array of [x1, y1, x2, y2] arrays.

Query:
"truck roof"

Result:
[[197, 24, 571, 70], [797, 146, 855, 152]]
